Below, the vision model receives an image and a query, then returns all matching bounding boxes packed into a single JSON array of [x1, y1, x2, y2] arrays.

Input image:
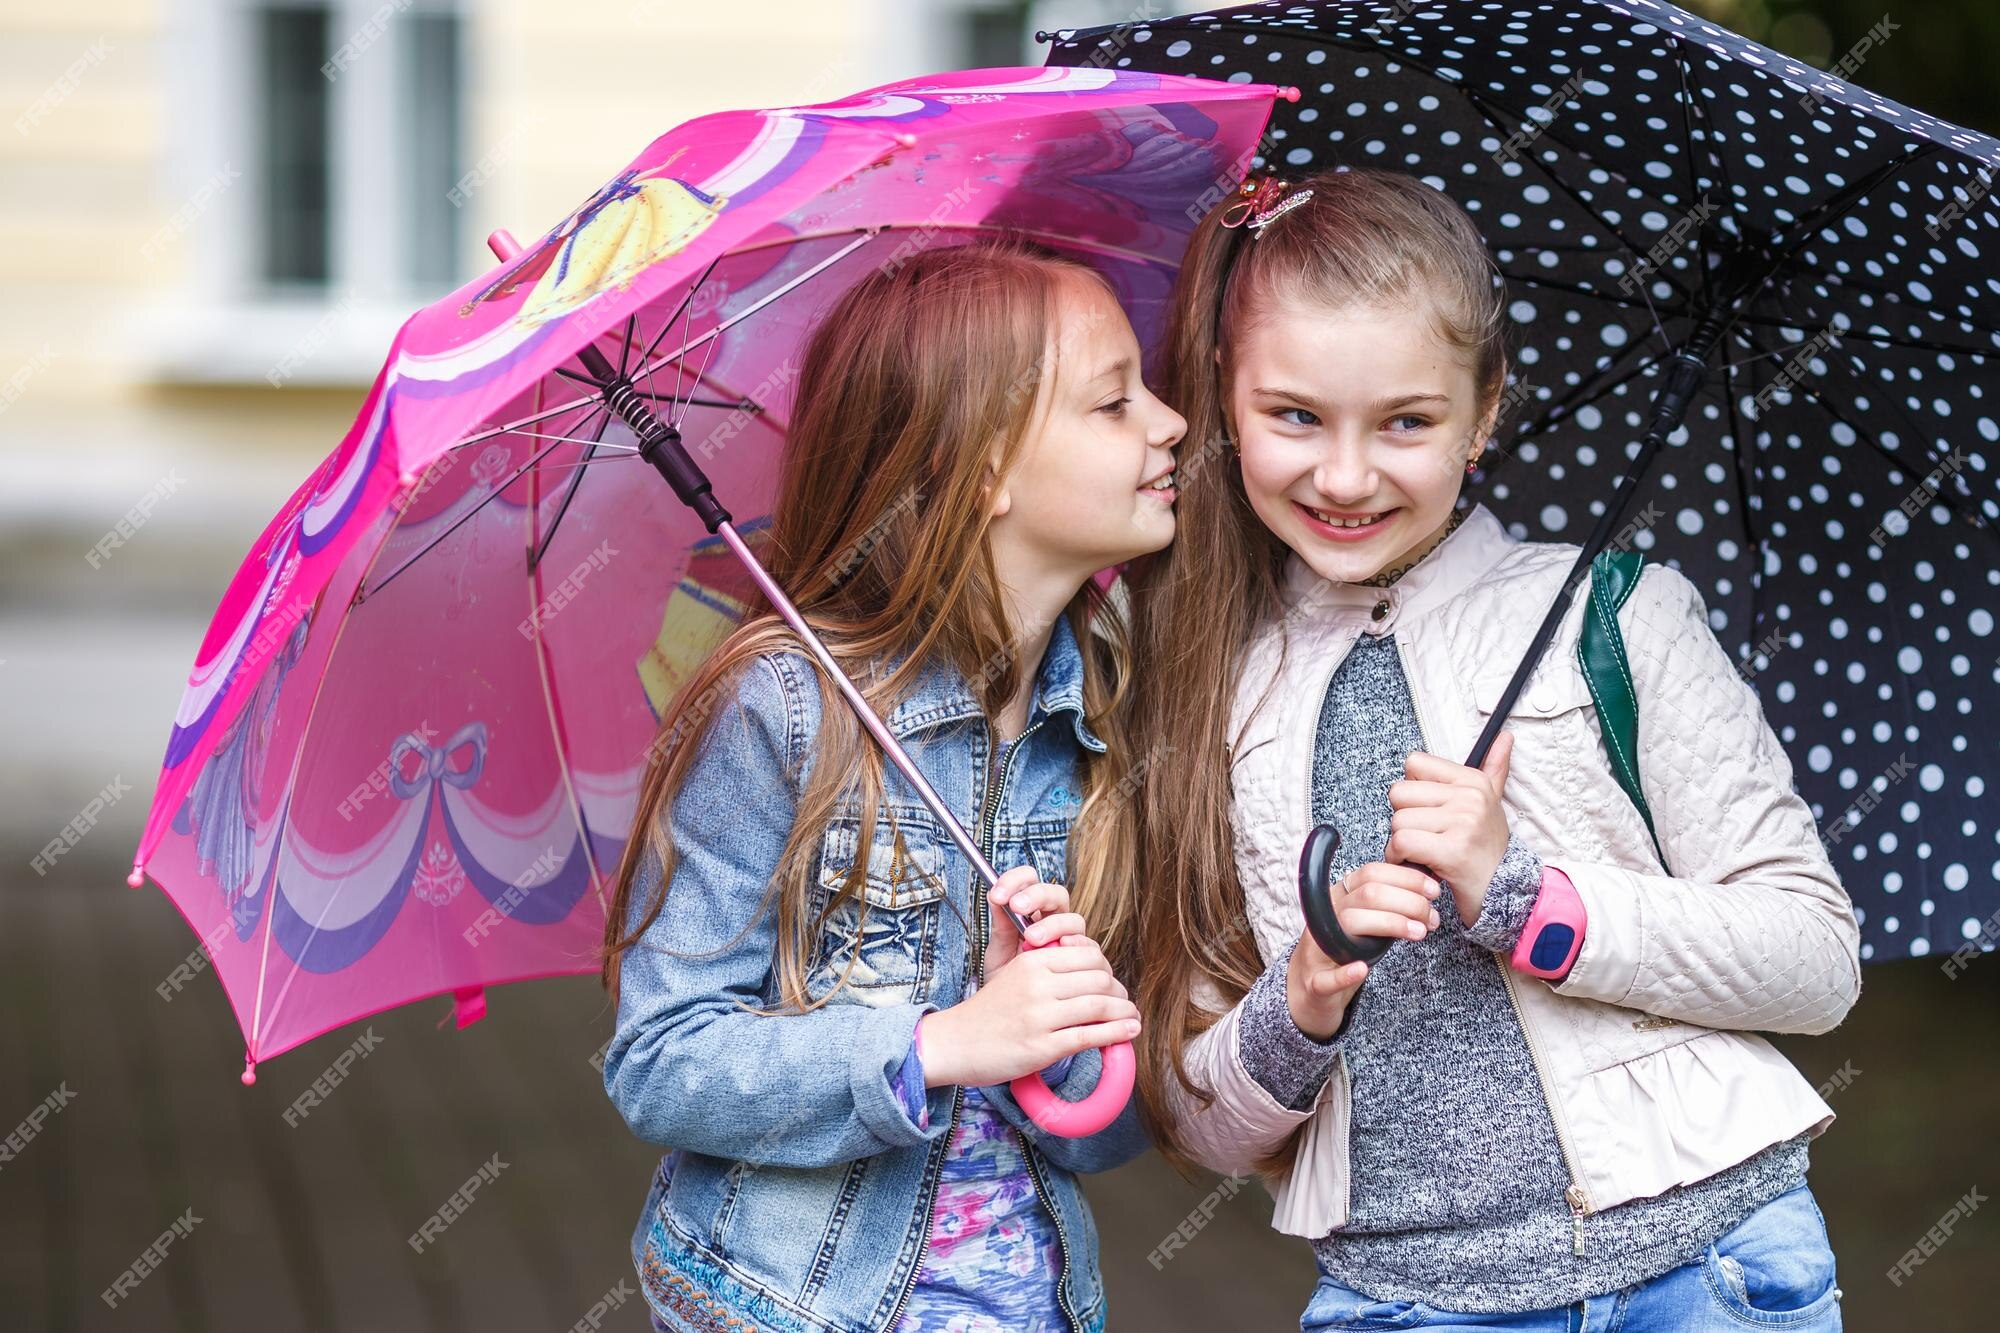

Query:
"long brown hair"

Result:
[[1130, 167, 1510, 1176], [602, 238, 1143, 1009]]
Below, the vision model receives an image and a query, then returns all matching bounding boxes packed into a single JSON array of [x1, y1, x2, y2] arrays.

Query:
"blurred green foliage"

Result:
[[1688, 0, 1998, 134]]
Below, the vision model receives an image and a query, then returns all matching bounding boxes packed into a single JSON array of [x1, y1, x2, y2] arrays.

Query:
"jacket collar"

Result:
[[879, 611, 1106, 752], [1278, 501, 1514, 628]]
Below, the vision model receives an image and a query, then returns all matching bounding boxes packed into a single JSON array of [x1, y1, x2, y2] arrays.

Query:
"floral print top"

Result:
[[888, 733, 1070, 1332]]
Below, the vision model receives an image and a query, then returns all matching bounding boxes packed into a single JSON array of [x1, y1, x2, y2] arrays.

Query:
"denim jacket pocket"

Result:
[[807, 807, 950, 1006]]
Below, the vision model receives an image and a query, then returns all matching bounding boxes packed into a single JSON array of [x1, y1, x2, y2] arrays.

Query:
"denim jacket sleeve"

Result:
[[602, 652, 956, 1168], [981, 1038, 1152, 1174]]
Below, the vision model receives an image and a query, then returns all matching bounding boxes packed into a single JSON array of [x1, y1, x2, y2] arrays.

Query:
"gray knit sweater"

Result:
[[1235, 628, 1809, 1312]]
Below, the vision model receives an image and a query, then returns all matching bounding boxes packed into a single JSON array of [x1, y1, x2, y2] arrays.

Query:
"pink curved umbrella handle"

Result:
[[1007, 932, 1137, 1138]]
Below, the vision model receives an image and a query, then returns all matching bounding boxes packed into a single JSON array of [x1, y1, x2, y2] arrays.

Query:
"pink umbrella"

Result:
[[129, 66, 1287, 1129]]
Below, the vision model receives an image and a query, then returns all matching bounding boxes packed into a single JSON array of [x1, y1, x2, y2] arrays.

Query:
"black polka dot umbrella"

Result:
[[1043, 0, 2000, 964]]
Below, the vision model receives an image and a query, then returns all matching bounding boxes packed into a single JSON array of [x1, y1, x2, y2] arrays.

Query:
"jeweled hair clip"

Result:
[[1219, 174, 1314, 237]]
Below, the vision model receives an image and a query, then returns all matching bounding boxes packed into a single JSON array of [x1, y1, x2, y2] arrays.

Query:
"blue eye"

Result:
[[1098, 397, 1131, 416], [1275, 407, 1319, 428], [1387, 414, 1431, 433]]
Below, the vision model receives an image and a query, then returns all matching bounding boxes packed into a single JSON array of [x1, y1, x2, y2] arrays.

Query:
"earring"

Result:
[[1465, 451, 1482, 473]]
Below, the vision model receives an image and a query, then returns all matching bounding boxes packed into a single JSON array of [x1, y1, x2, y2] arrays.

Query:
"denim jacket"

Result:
[[603, 612, 1149, 1333]]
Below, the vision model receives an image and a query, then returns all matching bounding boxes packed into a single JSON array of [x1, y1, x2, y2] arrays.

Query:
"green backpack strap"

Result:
[[1575, 548, 1672, 875]]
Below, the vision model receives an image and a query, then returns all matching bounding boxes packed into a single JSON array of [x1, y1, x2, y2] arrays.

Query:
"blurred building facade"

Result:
[[0, 0, 1128, 845]]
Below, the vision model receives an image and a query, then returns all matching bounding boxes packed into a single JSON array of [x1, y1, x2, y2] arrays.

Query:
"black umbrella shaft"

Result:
[[1465, 309, 1728, 767], [574, 341, 732, 533]]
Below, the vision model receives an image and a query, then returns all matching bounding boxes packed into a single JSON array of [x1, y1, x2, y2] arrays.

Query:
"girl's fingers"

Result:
[[995, 875, 1070, 922], [1386, 777, 1454, 809], [1055, 1017, 1144, 1058], [1343, 883, 1436, 923], [1403, 750, 1479, 785], [1035, 936, 1112, 970], [1385, 828, 1446, 871], [1048, 966, 1125, 1000], [1055, 993, 1140, 1028], [1022, 910, 1087, 948], [1337, 907, 1431, 942], [1303, 960, 1367, 995], [1347, 862, 1442, 897], [989, 865, 1041, 899], [1388, 806, 1458, 836]]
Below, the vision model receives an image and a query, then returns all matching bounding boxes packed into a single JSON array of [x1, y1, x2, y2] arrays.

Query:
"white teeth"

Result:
[[1308, 507, 1383, 529], [1145, 471, 1177, 491]]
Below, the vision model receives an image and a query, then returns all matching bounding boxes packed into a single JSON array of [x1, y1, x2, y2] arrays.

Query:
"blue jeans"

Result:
[[1301, 1185, 1842, 1331]]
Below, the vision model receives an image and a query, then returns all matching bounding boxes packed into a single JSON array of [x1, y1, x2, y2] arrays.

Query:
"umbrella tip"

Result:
[[1280, 85, 1301, 102], [126, 864, 145, 889], [486, 229, 522, 262], [241, 1055, 257, 1087]]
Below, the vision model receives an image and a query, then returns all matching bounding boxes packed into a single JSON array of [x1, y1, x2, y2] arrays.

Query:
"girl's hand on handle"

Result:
[[1290, 860, 1442, 1039], [1387, 729, 1515, 925], [980, 865, 1082, 973], [916, 869, 1139, 1089]]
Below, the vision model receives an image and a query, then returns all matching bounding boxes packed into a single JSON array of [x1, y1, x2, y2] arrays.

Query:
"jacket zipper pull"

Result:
[[1566, 1184, 1588, 1258]]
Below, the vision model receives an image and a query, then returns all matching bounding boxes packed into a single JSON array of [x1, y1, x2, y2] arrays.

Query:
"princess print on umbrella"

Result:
[[458, 152, 728, 327]]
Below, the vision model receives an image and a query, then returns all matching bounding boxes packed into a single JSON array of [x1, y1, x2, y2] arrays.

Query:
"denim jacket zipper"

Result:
[[888, 714, 1081, 1333], [973, 718, 1082, 1333]]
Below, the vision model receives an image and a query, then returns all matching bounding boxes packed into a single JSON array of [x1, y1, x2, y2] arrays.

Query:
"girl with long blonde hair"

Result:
[[601, 237, 1185, 1333]]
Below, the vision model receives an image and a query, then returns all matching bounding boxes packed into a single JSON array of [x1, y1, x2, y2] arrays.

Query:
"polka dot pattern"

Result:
[[1046, 1, 2000, 963]]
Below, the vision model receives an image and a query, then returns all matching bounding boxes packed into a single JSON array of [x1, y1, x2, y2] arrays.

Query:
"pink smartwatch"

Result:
[[1512, 866, 1586, 981]]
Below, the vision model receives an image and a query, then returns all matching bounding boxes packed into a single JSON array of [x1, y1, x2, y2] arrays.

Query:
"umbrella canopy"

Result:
[[1044, 0, 2000, 963], [130, 65, 1286, 1080]]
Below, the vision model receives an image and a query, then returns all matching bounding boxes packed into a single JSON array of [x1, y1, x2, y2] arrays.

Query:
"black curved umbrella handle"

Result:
[[1298, 824, 1446, 966]]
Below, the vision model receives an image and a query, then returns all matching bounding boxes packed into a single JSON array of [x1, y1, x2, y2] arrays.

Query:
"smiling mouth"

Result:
[[1140, 469, 1177, 492], [1298, 503, 1393, 530]]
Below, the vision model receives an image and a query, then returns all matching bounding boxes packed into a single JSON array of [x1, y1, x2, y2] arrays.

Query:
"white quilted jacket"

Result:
[[1174, 502, 1862, 1239]]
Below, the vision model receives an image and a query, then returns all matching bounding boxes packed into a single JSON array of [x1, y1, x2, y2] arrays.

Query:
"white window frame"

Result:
[[136, 0, 467, 387]]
